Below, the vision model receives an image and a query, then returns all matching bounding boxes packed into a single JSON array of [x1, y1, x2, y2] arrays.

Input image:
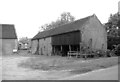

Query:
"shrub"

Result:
[[114, 44, 120, 56], [107, 36, 120, 50], [105, 49, 115, 57]]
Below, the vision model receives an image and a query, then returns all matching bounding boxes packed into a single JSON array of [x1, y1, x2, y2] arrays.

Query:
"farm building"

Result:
[[0, 24, 18, 55], [31, 14, 107, 56]]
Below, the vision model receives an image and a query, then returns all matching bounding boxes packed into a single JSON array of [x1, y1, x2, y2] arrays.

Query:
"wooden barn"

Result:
[[0, 24, 18, 55], [31, 14, 107, 56]]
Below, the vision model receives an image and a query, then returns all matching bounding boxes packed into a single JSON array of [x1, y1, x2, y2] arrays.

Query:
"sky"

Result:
[[0, 0, 119, 39]]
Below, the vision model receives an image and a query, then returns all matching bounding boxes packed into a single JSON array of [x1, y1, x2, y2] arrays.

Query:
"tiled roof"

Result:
[[0, 24, 17, 39], [32, 15, 93, 40]]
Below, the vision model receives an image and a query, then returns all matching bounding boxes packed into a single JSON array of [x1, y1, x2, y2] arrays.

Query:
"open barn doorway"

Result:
[[52, 45, 69, 56], [52, 45, 61, 56], [53, 44, 80, 57], [71, 45, 80, 51], [62, 45, 69, 56]]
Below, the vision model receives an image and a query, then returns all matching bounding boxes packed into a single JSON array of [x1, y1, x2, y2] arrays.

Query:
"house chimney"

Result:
[[118, 1, 120, 13]]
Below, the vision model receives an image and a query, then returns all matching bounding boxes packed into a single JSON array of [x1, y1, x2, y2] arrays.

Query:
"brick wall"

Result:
[[1, 39, 17, 55], [39, 37, 52, 56], [31, 40, 38, 54], [81, 15, 107, 50]]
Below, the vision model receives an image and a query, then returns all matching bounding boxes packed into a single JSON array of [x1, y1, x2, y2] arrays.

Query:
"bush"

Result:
[[107, 36, 120, 50], [90, 49, 115, 57], [105, 49, 115, 57], [114, 44, 120, 56]]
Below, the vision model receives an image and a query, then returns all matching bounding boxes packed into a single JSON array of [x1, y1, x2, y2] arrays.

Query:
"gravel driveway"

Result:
[[1, 56, 119, 80], [1, 56, 71, 80]]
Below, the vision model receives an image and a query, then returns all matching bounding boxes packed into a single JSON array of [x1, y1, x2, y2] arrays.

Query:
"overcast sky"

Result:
[[0, 0, 119, 39]]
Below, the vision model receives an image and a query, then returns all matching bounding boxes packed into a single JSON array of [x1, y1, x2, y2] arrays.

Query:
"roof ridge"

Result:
[[32, 14, 94, 40], [0, 24, 14, 26], [39, 14, 93, 33]]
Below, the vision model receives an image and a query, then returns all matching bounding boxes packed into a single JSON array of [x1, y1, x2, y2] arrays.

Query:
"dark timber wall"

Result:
[[52, 31, 81, 45]]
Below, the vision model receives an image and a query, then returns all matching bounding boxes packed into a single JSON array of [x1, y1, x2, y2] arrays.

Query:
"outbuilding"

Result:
[[31, 14, 107, 56], [0, 24, 18, 55]]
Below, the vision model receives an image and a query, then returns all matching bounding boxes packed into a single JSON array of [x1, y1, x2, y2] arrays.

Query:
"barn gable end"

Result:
[[82, 15, 107, 50], [0, 24, 18, 55]]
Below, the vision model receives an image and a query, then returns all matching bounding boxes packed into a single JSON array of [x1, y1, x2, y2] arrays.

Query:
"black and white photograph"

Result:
[[0, 0, 119, 81]]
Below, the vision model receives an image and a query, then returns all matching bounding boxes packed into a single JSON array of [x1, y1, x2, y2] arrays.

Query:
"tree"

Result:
[[40, 24, 50, 31], [104, 12, 120, 50], [104, 12, 120, 37], [19, 37, 29, 44], [60, 12, 75, 24], [40, 12, 75, 31], [108, 13, 120, 27]]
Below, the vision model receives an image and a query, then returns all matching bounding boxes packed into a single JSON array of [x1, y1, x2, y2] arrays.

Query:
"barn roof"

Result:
[[0, 24, 17, 39], [32, 15, 94, 40]]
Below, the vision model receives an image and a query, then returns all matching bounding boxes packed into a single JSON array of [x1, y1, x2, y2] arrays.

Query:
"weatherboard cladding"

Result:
[[52, 31, 81, 45], [0, 24, 17, 39], [32, 15, 92, 40]]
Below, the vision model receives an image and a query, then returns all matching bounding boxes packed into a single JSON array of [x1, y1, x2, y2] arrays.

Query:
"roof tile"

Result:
[[32, 15, 93, 40], [0, 24, 17, 39]]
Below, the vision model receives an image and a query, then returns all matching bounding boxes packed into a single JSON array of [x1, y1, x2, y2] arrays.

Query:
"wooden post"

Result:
[[61, 45, 62, 56], [52, 46, 54, 56], [80, 43, 81, 53], [69, 45, 71, 58], [69, 45, 71, 51], [37, 39, 39, 55], [79, 43, 81, 58], [61, 45, 62, 52], [53, 46, 55, 55]]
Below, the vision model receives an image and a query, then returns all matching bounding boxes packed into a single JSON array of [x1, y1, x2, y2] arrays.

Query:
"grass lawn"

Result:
[[18, 55, 119, 75]]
